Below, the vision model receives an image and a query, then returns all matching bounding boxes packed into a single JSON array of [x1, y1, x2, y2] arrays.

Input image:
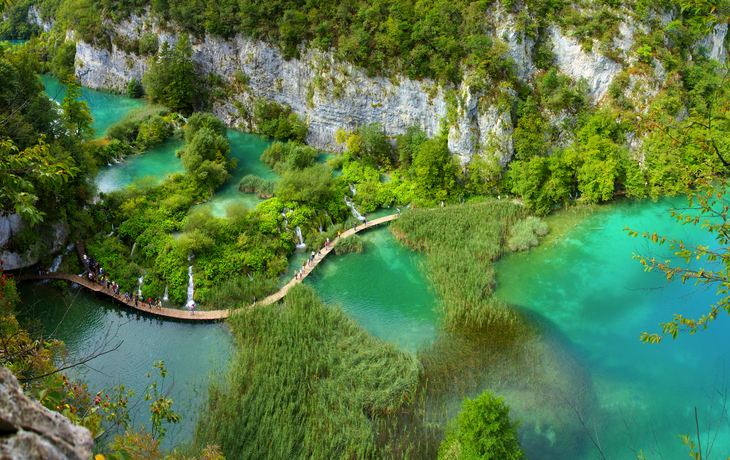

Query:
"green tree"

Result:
[[61, 76, 94, 139], [143, 35, 202, 115], [126, 78, 144, 98], [438, 391, 524, 460], [413, 137, 456, 201], [179, 127, 232, 192]]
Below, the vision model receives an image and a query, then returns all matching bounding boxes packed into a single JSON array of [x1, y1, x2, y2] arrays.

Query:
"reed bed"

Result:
[[195, 285, 422, 459], [196, 273, 279, 310], [390, 201, 525, 330]]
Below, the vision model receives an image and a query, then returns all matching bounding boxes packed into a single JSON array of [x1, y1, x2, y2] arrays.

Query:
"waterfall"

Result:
[[185, 265, 195, 309], [281, 212, 288, 229], [163, 282, 169, 302], [108, 223, 114, 236], [349, 184, 357, 196], [137, 276, 144, 297], [318, 221, 323, 233], [344, 196, 365, 221], [49, 243, 74, 273], [49, 255, 63, 273], [295, 226, 306, 249], [130, 242, 136, 256]]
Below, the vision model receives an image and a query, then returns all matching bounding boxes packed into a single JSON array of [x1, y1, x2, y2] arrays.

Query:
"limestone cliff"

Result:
[[0, 214, 69, 271], [69, 9, 727, 165]]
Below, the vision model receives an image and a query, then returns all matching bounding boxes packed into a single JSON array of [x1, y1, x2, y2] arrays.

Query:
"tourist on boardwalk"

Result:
[[363, 217, 367, 225], [337, 230, 341, 239], [354, 222, 357, 232], [190, 304, 195, 315], [396, 208, 400, 217]]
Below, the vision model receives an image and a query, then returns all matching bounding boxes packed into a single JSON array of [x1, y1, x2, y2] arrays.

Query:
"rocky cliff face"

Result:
[[71, 10, 727, 165], [0, 214, 69, 271], [0, 367, 93, 460]]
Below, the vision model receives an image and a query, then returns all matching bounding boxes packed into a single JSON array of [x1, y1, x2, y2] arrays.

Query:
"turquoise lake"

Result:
[[35, 74, 730, 458]]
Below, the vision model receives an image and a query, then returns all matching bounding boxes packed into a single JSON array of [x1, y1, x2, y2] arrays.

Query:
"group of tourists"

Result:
[[82, 254, 161, 310], [123, 292, 163, 310], [83, 254, 119, 294]]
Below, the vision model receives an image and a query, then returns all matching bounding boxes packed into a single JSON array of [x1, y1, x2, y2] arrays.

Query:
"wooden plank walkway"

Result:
[[13, 213, 399, 321]]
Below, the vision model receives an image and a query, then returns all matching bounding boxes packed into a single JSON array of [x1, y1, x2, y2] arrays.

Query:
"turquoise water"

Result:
[[494, 198, 730, 459], [41, 75, 147, 138], [304, 226, 438, 353], [96, 138, 185, 193], [194, 130, 277, 217], [17, 281, 231, 448]]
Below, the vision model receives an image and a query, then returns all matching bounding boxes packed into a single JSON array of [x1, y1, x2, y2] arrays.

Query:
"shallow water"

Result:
[[193, 130, 277, 217], [494, 198, 730, 459], [17, 282, 231, 448], [41, 75, 147, 138], [96, 137, 186, 193], [304, 225, 438, 353]]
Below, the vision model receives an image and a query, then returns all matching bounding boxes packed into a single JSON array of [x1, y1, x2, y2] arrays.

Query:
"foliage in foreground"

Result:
[[195, 284, 422, 459], [438, 391, 524, 460]]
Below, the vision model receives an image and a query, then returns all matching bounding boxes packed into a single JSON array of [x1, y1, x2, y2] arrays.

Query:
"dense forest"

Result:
[[2, 0, 730, 459]]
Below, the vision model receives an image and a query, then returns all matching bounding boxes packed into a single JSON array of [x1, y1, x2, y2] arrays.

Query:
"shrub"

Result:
[[139, 33, 159, 56], [127, 78, 144, 98]]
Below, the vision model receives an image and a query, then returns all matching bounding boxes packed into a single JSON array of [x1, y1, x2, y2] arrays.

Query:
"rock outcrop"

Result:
[[0, 214, 69, 271], [0, 367, 93, 460], [69, 9, 728, 165]]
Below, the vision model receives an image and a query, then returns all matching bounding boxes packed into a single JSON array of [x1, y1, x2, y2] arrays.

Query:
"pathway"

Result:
[[13, 213, 399, 321]]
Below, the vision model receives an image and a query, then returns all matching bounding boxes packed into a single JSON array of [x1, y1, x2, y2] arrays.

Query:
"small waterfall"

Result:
[[130, 242, 136, 256], [277, 227, 281, 234], [49, 255, 63, 273], [344, 196, 364, 221], [185, 265, 195, 309], [318, 221, 323, 233], [137, 276, 144, 297], [295, 226, 306, 249], [163, 282, 169, 302], [281, 212, 288, 229], [349, 183, 357, 196], [247, 273, 253, 280], [108, 223, 114, 236]]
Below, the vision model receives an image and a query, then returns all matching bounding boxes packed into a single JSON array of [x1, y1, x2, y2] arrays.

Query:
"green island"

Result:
[[2, 0, 730, 459]]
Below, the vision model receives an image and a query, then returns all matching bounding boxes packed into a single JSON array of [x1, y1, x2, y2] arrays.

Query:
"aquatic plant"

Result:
[[390, 201, 525, 329], [507, 216, 549, 252], [238, 174, 276, 198], [334, 234, 363, 255], [195, 284, 421, 459]]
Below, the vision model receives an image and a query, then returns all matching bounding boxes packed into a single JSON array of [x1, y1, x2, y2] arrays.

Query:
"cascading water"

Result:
[[349, 184, 357, 196], [130, 242, 136, 257], [108, 223, 114, 236], [50, 243, 75, 273], [137, 276, 144, 297], [163, 282, 169, 302], [295, 226, 306, 249], [344, 196, 365, 221], [49, 255, 63, 273], [281, 212, 288, 229], [185, 265, 195, 309]]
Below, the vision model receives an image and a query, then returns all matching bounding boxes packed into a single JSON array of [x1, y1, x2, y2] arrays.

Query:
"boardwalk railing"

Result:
[[14, 213, 399, 321]]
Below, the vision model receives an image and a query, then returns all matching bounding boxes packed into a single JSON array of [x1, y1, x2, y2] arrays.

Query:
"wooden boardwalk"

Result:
[[13, 213, 399, 321]]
